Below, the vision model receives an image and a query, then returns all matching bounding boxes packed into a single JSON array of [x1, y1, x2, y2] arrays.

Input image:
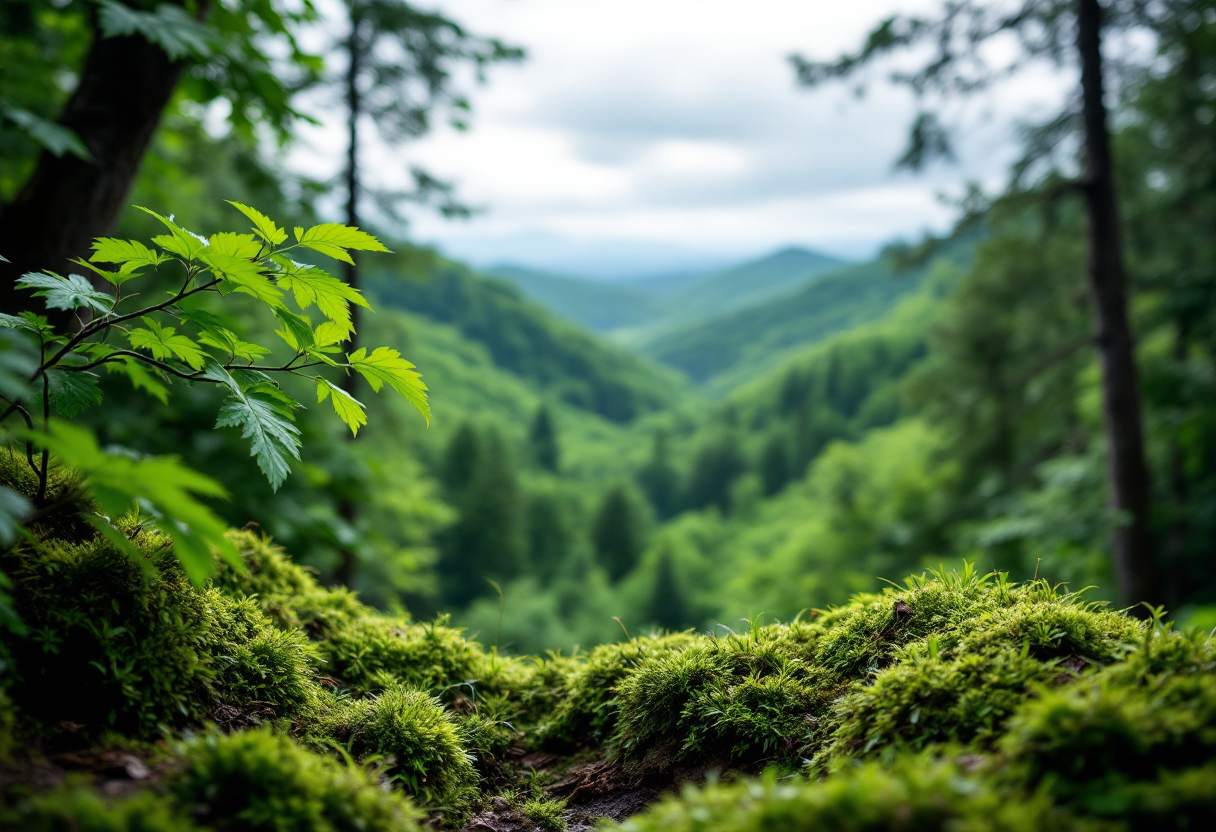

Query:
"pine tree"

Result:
[[440, 422, 482, 492], [647, 544, 690, 632], [591, 485, 645, 581], [526, 490, 570, 581], [636, 430, 680, 519], [529, 405, 560, 472], [438, 428, 526, 606], [684, 433, 746, 513], [759, 432, 790, 496]]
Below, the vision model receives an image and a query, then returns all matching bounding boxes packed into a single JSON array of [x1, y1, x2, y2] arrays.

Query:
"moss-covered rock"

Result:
[[172, 727, 421, 832]]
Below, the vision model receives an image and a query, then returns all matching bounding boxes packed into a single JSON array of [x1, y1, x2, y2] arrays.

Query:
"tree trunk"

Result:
[[1165, 318, 1189, 609], [0, 1, 202, 316], [1076, 0, 1161, 610], [334, 13, 363, 589]]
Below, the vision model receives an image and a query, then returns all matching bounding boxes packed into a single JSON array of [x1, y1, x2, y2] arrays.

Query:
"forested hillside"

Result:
[[3, 1, 1216, 831]]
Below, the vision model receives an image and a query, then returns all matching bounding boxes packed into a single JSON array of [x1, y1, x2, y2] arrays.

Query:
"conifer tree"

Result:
[[529, 405, 560, 472], [439, 428, 525, 606], [526, 491, 570, 580], [759, 432, 791, 496], [591, 485, 645, 582], [636, 430, 680, 520], [647, 544, 690, 632], [684, 434, 746, 513], [441, 422, 482, 492]]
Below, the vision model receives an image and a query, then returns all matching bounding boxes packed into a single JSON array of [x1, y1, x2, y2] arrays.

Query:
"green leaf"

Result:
[[227, 201, 288, 246], [314, 321, 351, 347], [72, 257, 139, 287], [294, 223, 391, 265], [316, 377, 367, 437], [104, 356, 170, 405], [27, 368, 104, 418], [204, 364, 301, 490], [136, 206, 208, 260], [128, 318, 208, 370], [16, 272, 113, 314], [207, 232, 261, 259], [346, 346, 430, 423], [0, 329, 38, 403], [90, 238, 164, 272], [0, 313, 39, 333], [175, 306, 270, 361], [27, 421, 239, 584], [96, 0, 215, 61], [0, 485, 31, 549], [274, 257, 369, 330], [0, 100, 91, 160], [201, 251, 284, 307], [273, 308, 315, 352]]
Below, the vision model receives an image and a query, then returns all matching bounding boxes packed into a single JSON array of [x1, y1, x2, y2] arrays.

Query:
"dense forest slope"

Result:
[[491, 247, 846, 343], [641, 243, 967, 390], [370, 259, 691, 422]]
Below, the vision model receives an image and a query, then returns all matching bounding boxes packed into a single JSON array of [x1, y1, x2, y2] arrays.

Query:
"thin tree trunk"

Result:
[[0, 1, 203, 317], [335, 13, 363, 588], [1165, 319, 1189, 609], [1076, 0, 1160, 610]]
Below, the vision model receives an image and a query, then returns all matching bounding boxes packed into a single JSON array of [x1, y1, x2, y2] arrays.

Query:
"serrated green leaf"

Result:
[[274, 257, 369, 329], [227, 201, 288, 246], [103, 356, 170, 405], [316, 377, 367, 437], [72, 257, 139, 287], [33, 369, 104, 418], [346, 346, 430, 423], [295, 223, 391, 264], [90, 238, 163, 272], [204, 364, 301, 490], [207, 232, 261, 259], [0, 101, 91, 160], [201, 251, 284, 307], [0, 313, 39, 333], [273, 308, 315, 352], [314, 320, 351, 347], [96, 0, 214, 61], [16, 272, 113, 314], [128, 318, 207, 370], [137, 206, 208, 260]]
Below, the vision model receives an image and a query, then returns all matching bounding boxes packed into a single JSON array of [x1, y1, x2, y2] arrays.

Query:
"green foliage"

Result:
[[591, 485, 647, 581], [520, 795, 567, 831], [2, 202, 427, 585], [172, 728, 421, 832], [324, 685, 477, 811]]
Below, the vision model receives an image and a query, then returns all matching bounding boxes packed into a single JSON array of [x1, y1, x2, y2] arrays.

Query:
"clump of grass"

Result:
[[320, 685, 478, 815], [172, 727, 421, 832]]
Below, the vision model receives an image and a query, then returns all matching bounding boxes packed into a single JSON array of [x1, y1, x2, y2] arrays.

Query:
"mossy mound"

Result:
[[0, 526, 322, 736], [619, 758, 1056, 832], [320, 685, 478, 811], [0, 780, 200, 832], [172, 728, 421, 832]]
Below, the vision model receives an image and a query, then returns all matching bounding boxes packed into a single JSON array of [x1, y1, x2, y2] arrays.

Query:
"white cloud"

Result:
[[290, 0, 1070, 274]]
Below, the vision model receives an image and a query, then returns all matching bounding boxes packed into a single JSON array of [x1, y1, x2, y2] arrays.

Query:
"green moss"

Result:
[[172, 727, 421, 832], [520, 795, 567, 831], [1, 526, 322, 735], [317, 613, 486, 695], [1000, 668, 1216, 829], [0, 780, 196, 832], [619, 758, 1054, 832], [537, 633, 697, 749], [323, 685, 477, 813]]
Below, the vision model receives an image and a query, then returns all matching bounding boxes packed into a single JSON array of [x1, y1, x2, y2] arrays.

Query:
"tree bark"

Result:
[[0, 1, 203, 316], [1076, 0, 1161, 610]]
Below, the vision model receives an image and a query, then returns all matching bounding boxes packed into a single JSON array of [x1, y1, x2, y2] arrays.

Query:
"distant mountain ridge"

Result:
[[487, 246, 849, 339]]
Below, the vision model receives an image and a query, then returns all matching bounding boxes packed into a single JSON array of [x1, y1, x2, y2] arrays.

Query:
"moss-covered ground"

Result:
[[1, 465, 1213, 831]]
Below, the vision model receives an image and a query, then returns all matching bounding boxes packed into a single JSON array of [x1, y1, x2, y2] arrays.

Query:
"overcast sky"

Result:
[[294, 0, 1069, 277]]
